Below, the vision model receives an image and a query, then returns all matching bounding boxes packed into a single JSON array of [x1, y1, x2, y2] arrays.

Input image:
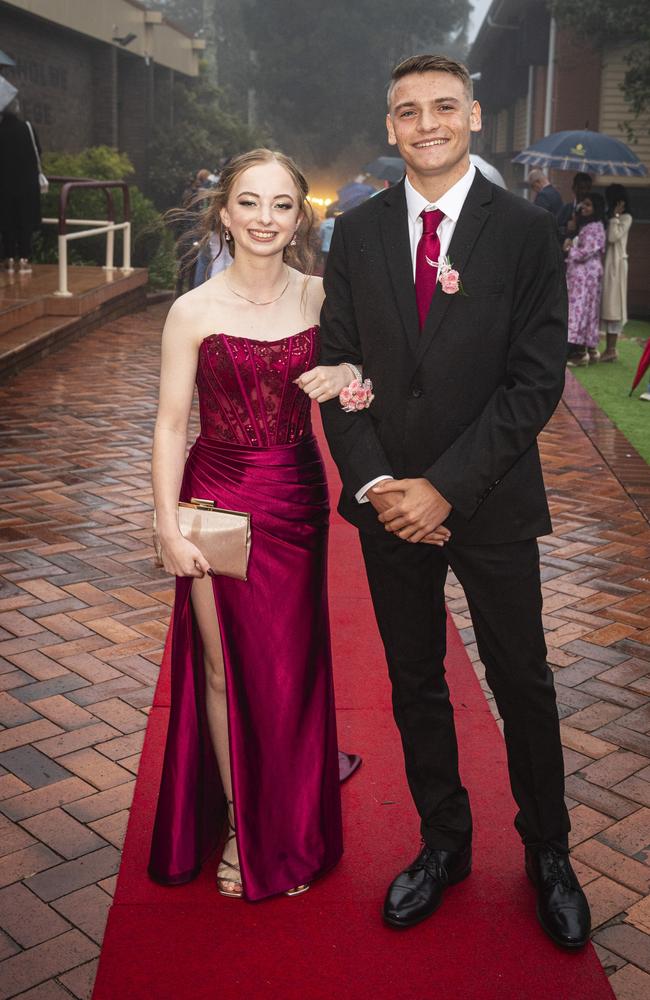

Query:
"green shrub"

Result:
[[38, 146, 175, 288]]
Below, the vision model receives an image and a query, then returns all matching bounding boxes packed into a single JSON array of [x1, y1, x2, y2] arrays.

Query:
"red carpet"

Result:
[[93, 415, 614, 1000]]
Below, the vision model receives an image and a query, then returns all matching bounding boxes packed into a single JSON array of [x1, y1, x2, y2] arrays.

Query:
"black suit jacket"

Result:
[[319, 170, 568, 545], [534, 184, 563, 217]]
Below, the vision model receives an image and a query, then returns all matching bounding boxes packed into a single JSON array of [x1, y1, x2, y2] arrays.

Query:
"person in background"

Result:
[[318, 204, 337, 274], [200, 228, 234, 281], [193, 168, 227, 287], [528, 167, 563, 216], [557, 172, 593, 242], [599, 184, 632, 363], [0, 100, 41, 274], [174, 169, 212, 296], [564, 193, 607, 366]]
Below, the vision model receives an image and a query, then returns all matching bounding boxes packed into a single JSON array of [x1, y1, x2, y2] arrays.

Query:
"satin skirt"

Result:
[[148, 433, 343, 900]]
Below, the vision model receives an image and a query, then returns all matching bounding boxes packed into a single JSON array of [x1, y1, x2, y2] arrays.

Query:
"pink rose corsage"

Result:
[[428, 254, 466, 295], [339, 378, 375, 413], [439, 267, 461, 294]]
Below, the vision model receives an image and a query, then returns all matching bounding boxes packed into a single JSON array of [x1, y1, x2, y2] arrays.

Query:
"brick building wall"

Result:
[[470, 8, 650, 316], [91, 46, 119, 150], [1, 6, 95, 152], [0, 2, 192, 187], [115, 55, 147, 185], [553, 34, 602, 136]]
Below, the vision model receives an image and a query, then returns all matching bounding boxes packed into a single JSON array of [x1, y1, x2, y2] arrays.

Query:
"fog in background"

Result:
[[151, 0, 483, 194]]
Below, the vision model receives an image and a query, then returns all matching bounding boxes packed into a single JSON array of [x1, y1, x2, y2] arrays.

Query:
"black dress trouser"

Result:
[[2, 202, 34, 259], [359, 530, 570, 853]]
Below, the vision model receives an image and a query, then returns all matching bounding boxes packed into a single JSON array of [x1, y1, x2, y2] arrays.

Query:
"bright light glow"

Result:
[[307, 195, 334, 207]]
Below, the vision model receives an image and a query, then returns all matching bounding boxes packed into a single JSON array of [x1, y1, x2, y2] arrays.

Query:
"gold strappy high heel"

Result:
[[285, 884, 310, 897], [217, 802, 243, 899]]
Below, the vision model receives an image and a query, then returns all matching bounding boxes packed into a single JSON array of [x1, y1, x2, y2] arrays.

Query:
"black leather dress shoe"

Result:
[[383, 843, 472, 929], [525, 845, 591, 949]]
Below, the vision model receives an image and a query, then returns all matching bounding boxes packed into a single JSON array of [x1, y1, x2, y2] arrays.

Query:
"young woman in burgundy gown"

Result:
[[148, 150, 358, 900]]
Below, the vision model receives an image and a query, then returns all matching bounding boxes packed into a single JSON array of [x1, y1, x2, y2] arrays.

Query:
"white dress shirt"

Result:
[[405, 163, 476, 278], [356, 163, 476, 503]]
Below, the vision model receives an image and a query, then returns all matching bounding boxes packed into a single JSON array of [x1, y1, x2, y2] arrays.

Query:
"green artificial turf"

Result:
[[570, 320, 650, 464]]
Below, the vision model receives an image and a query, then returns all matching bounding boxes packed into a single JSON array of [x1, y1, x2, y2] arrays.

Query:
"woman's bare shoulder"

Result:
[[164, 277, 229, 341], [302, 272, 325, 310]]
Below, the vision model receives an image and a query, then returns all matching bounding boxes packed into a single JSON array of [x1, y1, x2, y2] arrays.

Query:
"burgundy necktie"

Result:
[[415, 207, 445, 329]]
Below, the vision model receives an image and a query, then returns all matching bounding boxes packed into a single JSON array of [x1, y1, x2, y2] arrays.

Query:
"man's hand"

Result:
[[367, 483, 404, 517], [373, 478, 452, 544]]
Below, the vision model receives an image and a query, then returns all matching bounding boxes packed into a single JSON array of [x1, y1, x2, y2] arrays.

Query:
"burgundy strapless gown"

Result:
[[148, 327, 343, 900]]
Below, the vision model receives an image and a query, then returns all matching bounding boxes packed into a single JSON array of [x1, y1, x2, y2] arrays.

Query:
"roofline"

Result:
[[469, 0, 536, 68], [123, 0, 197, 41]]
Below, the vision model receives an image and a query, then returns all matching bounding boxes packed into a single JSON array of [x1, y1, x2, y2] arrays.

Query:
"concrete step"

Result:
[[0, 285, 147, 380], [0, 298, 46, 335], [0, 314, 78, 371]]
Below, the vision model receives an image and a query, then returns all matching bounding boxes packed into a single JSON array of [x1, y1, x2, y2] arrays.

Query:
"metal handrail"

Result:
[[46, 177, 131, 233], [42, 177, 133, 296]]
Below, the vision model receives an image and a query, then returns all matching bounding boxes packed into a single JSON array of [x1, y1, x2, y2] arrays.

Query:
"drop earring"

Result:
[[290, 232, 297, 246], [224, 228, 231, 241]]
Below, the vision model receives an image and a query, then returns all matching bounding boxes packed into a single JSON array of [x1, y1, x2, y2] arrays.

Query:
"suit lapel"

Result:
[[414, 171, 494, 366], [378, 181, 420, 353]]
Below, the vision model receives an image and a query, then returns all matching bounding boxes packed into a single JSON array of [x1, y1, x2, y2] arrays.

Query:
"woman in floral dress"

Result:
[[564, 193, 606, 367]]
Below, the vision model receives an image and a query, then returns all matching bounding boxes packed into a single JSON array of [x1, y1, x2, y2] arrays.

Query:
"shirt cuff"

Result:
[[356, 476, 394, 504]]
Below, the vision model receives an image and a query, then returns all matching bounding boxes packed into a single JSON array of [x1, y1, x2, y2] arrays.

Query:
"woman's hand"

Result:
[[295, 364, 355, 403], [157, 532, 211, 578]]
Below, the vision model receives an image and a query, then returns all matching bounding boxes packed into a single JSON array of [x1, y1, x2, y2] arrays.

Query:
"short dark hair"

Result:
[[572, 172, 592, 192], [583, 192, 606, 224], [388, 54, 473, 108], [605, 183, 630, 216]]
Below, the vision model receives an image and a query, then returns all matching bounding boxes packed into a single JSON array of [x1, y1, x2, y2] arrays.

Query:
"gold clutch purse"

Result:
[[153, 498, 251, 581]]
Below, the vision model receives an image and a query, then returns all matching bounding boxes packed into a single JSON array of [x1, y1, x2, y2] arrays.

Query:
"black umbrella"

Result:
[[336, 180, 376, 212], [363, 157, 405, 183], [364, 154, 507, 188]]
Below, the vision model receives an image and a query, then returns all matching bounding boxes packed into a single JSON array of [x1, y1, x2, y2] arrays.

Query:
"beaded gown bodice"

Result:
[[196, 327, 319, 447]]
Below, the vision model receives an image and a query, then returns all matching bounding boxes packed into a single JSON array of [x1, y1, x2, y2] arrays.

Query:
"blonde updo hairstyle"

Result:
[[179, 148, 316, 278]]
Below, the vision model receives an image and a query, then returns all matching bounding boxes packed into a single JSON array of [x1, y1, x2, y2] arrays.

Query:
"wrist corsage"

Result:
[[339, 363, 374, 412]]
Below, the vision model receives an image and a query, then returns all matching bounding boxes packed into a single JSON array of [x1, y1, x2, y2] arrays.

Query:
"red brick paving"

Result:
[[0, 304, 649, 998]]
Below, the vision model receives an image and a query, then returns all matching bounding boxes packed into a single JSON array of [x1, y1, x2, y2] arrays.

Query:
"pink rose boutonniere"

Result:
[[427, 254, 467, 295], [339, 378, 375, 413]]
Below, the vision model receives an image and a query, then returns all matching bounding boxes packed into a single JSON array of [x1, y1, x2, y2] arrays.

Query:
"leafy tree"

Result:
[[551, 0, 649, 132], [146, 70, 265, 210], [242, 0, 471, 165]]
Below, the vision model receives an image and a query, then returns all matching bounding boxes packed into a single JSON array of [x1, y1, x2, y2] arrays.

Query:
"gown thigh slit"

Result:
[[148, 328, 343, 901], [189, 573, 232, 795]]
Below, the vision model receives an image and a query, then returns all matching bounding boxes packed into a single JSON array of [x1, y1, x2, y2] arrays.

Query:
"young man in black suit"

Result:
[[319, 55, 591, 948]]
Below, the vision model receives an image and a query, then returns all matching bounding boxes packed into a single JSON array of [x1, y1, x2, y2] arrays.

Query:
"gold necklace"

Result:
[[225, 268, 290, 306]]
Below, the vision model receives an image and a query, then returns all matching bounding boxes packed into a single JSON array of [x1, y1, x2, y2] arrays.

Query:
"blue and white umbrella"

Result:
[[513, 129, 647, 178]]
